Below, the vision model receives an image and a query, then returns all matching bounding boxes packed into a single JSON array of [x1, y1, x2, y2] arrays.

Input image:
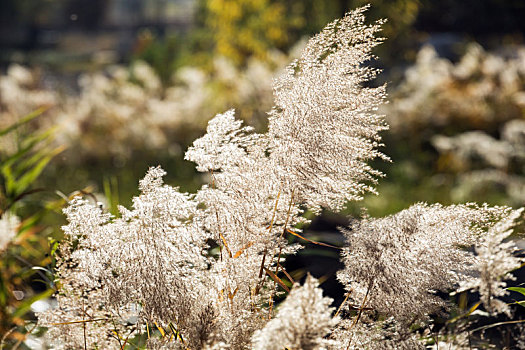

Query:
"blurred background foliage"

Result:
[[0, 110, 59, 346], [1, 0, 525, 347]]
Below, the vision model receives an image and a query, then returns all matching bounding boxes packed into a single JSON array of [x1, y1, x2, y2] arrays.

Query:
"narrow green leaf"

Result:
[[13, 146, 63, 196], [17, 212, 41, 234], [12, 288, 54, 318], [508, 287, 525, 297], [103, 176, 120, 216], [2, 164, 16, 196], [0, 107, 47, 137], [1, 135, 43, 168], [12, 147, 51, 179], [514, 301, 525, 308]]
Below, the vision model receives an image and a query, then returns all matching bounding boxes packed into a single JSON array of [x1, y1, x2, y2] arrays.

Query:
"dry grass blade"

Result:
[[82, 300, 87, 350], [3, 323, 38, 350], [286, 229, 341, 249], [228, 287, 239, 300], [110, 320, 123, 349], [257, 250, 267, 280], [233, 241, 253, 258], [69, 188, 98, 204], [219, 232, 232, 258], [258, 190, 282, 279], [263, 267, 290, 293], [168, 322, 186, 346], [3, 188, 46, 216], [346, 281, 372, 350], [0, 327, 16, 347], [335, 290, 353, 318], [271, 191, 296, 286], [470, 319, 525, 334], [112, 327, 137, 350], [51, 318, 108, 326], [155, 322, 166, 337], [280, 190, 295, 240], [277, 264, 295, 285]]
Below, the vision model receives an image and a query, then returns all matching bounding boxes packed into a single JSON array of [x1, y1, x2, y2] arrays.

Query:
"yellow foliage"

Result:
[[205, 0, 289, 65]]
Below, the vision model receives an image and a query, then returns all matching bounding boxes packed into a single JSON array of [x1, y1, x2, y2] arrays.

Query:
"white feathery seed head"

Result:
[[338, 203, 516, 324], [252, 275, 338, 350]]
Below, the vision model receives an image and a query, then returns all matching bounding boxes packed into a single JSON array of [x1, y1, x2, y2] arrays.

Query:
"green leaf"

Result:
[[11, 147, 51, 179], [2, 164, 16, 197], [103, 176, 120, 216], [12, 146, 63, 197], [1, 133, 47, 168], [516, 301, 525, 308], [0, 107, 47, 137], [12, 288, 54, 318], [0, 273, 8, 306], [508, 287, 525, 297], [17, 213, 40, 234]]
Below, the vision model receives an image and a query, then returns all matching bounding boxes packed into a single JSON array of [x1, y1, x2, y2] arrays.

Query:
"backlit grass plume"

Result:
[[38, 5, 525, 349]]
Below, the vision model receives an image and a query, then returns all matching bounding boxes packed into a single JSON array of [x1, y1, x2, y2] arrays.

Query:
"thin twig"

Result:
[[346, 279, 373, 350], [286, 229, 341, 249], [257, 189, 282, 281], [470, 319, 525, 334], [120, 327, 137, 350], [110, 318, 123, 349], [51, 318, 109, 326], [0, 327, 16, 349], [335, 289, 353, 318], [266, 190, 296, 314], [83, 299, 87, 350]]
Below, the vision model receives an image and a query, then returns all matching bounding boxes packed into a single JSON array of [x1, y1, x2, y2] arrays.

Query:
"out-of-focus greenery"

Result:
[[136, 0, 524, 75], [198, 0, 424, 66], [347, 43, 525, 217], [133, 0, 296, 75], [0, 109, 60, 346], [136, 0, 426, 71], [203, 0, 290, 65]]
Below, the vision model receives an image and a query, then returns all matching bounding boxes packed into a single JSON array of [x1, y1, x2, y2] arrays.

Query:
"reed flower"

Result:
[[338, 203, 517, 324], [37, 5, 525, 349]]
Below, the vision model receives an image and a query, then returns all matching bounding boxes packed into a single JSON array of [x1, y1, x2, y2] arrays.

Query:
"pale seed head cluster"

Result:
[[38, 6, 524, 350]]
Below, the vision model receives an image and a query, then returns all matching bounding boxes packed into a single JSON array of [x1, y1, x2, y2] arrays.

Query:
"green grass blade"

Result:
[[12, 146, 63, 196], [508, 287, 525, 297], [12, 288, 54, 318], [0, 107, 47, 138]]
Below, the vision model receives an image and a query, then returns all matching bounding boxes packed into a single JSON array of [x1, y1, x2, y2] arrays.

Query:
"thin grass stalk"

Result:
[[346, 279, 373, 350], [258, 189, 282, 277], [335, 289, 353, 318]]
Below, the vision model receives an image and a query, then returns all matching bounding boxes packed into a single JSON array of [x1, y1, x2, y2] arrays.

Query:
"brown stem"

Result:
[[346, 279, 373, 350], [271, 190, 295, 284], [257, 190, 281, 280], [335, 289, 353, 318], [83, 298, 87, 350]]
